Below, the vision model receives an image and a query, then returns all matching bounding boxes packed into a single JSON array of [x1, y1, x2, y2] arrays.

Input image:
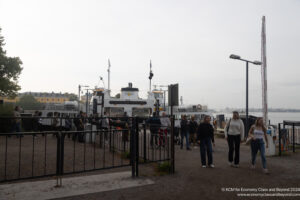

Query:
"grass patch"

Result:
[[121, 151, 131, 159], [154, 161, 171, 176]]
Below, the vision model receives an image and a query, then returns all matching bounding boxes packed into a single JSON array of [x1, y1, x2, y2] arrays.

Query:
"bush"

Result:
[[0, 103, 14, 116], [0, 104, 14, 132], [121, 151, 131, 159], [155, 161, 171, 175]]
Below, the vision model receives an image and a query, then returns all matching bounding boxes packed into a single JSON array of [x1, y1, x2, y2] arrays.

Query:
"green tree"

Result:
[[64, 93, 78, 101], [17, 94, 42, 110], [0, 27, 23, 97], [115, 93, 120, 98]]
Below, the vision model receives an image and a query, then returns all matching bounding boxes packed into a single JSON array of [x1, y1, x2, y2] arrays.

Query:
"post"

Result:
[[56, 132, 64, 187], [143, 123, 147, 162], [135, 117, 139, 177], [278, 123, 281, 156], [245, 61, 249, 138], [131, 118, 136, 177], [86, 91, 88, 115], [78, 85, 81, 113], [163, 90, 166, 111], [292, 124, 295, 153], [171, 116, 175, 174]]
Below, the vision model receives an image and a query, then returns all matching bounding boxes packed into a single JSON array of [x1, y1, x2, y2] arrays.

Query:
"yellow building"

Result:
[[0, 92, 70, 104]]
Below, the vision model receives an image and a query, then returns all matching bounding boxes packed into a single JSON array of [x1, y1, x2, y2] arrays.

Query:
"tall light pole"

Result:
[[229, 54, 262, 138], [84, 88, 93, 115], [78, 85, 89, 113]]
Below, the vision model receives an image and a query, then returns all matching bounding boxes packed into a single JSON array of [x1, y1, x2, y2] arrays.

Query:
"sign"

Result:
[[168, 84, 179, 106]]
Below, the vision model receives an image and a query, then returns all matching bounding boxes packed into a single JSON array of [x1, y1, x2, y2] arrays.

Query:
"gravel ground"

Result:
[[56, 137, 300, 200]]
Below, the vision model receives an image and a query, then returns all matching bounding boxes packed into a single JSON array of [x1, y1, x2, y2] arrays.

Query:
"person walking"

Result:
[[248, 117, 269, 174], [146, 112, 161, 148], [189, 115, 198, 149], [12, 106, 22, 137], [159, 112, 171, 147], [180, 115, 191, 150], [224, 111, 244, 167], [197, 115, 215, 168]]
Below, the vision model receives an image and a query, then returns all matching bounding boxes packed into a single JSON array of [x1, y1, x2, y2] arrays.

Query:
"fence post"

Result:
[[55, 132, 62, 187], [143, 123, 147, 162], [135, 117, 139, 177], [170, 116, 175, 174], [278, 123, 281, 156], [109, 123, 112, 152], [292, 123, 295, 153], [131, 117, 136, 178]]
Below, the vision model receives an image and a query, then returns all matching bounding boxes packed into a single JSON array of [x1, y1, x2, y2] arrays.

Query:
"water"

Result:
[[214, 112, 300, 125]]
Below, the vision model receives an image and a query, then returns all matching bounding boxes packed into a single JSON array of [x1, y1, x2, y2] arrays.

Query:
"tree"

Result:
[[17, 94, 42, 110], [67, 93, 78, 101], [115, 93, 120, 98], [0, 27, 23, 97]]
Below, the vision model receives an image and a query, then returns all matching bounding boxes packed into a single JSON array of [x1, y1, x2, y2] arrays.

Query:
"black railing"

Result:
[[278, 121, 300, 156], [0, 116, 174, 183]]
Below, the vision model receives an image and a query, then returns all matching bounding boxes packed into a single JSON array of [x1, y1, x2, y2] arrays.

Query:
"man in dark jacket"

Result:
[[197, 115, 215, 168], [180, 115, 191, 150], [146, 112, 161, 148], [189, 116, 198, 148]]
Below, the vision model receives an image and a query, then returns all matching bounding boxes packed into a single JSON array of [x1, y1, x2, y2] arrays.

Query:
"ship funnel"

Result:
[[128, 82, 133, 88]]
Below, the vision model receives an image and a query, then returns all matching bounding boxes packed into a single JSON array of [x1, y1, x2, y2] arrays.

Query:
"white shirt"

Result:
[[253, 128, 264, 139], [224, 119, 245, 140], [160, 117, 171, 128]]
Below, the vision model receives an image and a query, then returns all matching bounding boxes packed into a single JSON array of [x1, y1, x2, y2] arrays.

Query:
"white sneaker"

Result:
[[228, 162, 233, 166], [209, 164, 215, 168], [193, 146, 198, 149], [263, 169, 269, 174], [202, 165, 206, 168], [233, 164, 239, 168]]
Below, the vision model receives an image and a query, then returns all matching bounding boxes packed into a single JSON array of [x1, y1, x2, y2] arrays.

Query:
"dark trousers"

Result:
[[200, 137, 213, 165], [227, 135, 240, 165]]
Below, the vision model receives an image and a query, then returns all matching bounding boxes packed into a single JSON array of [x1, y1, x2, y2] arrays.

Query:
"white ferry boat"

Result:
[[91, 83, 164, 117]]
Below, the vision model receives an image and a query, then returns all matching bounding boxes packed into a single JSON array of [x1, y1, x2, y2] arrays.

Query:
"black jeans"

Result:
[[227, 135, 241, 165]]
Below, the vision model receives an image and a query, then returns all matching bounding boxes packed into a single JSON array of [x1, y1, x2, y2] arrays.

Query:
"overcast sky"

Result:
[[1, 0, 299, 109]]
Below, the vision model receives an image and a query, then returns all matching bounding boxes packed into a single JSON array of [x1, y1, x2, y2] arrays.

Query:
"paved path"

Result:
[[57, 138, 300, 200], [2, 138, 300, 200], [0, 171, 154, 200]]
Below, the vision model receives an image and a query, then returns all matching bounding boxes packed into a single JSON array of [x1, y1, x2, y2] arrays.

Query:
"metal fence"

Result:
[[0, 116, 174, 183], [278, 121, 300, 156]]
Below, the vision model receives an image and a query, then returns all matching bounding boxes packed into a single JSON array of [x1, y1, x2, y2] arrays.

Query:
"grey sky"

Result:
[[1, 0, 299, 109]]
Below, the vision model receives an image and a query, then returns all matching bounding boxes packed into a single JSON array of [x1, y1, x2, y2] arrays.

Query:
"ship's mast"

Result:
[[149, 60, 153, 92], [108, 59, 111, 94], [261, 16, 268, 126]]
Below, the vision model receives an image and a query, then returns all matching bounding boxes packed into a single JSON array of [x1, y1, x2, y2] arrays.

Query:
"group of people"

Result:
[[151, 111, 269, 174], [197, 111, 269, 174], [10, 106, 270, 173]]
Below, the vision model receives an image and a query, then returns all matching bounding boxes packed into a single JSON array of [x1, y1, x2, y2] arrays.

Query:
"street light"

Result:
[[78, 85, 89, 113], [229, 54, 262, 138]]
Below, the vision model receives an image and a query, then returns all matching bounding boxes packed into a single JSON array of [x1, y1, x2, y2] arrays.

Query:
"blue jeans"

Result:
[[251, 139, 267, 169], [200, 137, 213, 165], [180, 131, 190, 149]]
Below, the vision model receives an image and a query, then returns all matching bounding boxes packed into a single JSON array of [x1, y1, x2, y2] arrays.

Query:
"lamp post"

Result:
[[78, 85, 89, 113], [229, 54, 262, 138], [84, 88, 94, 115]]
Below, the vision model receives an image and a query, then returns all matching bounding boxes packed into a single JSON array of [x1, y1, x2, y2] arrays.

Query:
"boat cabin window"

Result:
[[105, 107, 125, 117], [132, 108, 151, 117]]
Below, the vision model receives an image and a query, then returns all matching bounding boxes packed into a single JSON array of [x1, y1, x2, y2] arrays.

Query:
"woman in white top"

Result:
[[224, 111, 244, 167], [248, 117, 269, 174]]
